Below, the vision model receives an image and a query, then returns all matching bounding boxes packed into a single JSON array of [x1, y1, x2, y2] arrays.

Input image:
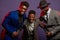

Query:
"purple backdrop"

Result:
[[0, 0, 60, 39]]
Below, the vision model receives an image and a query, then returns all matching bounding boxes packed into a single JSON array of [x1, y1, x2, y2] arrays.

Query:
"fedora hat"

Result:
[[38, 0, 50, 9]]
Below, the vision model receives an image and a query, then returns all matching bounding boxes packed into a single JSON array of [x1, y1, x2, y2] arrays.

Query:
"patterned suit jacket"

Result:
[[22, 18, 47, 40]]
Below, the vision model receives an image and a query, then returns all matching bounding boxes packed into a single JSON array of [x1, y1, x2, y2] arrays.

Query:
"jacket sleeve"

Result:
[[2, 13, 16, 34], [50, 12, 60, 35]]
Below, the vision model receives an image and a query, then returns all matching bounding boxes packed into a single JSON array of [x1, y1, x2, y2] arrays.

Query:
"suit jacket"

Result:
[[1, 10, 26, 40], [22, 18, 47, 40], [46, 9, 60, 40]]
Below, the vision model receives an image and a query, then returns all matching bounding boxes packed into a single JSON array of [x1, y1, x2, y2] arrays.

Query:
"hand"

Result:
[[12, 31, 18, 37], [46, 31, 52, 37]]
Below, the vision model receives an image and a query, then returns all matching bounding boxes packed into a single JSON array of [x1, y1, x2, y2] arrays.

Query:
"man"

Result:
[[1, 1, 29, 40], [38, 0, 60, 40], [22, 10, 47, 40]]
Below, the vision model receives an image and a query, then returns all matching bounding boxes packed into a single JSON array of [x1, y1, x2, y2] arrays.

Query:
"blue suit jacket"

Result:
[[2, 10, 26, 34]]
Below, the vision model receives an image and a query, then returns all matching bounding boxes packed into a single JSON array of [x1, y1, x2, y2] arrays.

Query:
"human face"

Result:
[[41, 6, 49, 13], [19, 5, 28, 15], [28, 14, 36, 23]]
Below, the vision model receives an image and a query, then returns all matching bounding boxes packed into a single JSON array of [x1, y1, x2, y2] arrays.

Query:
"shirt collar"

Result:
[[47, 8, 51, 14]]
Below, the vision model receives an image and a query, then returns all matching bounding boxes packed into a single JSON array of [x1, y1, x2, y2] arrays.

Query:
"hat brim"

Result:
[[37, 3, 50, 9]]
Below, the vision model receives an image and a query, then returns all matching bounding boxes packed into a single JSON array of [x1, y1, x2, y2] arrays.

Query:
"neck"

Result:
[[17, 10, 24, 17]]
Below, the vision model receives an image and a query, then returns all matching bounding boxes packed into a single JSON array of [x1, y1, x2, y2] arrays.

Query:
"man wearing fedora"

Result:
[[38, 0, 60, 40]]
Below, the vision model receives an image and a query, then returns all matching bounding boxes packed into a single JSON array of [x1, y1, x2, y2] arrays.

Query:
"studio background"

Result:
[[0, 0, 60, 40]]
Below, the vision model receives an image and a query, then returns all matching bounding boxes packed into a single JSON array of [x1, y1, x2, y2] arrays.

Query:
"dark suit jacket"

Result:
[[1, 10, 26, 40]]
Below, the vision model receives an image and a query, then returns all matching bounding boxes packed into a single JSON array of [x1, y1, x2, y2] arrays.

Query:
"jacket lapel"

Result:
[[48, 9, 53, 25], [34, 20, 39, 40]]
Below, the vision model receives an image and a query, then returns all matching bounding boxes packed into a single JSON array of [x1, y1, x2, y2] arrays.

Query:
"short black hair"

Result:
[[29, 10, 36, 15], [28, 10, 36, 18], [20, 1, 29, 8]]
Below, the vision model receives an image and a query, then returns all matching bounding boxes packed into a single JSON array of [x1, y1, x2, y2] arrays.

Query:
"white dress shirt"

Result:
[[44, 8, 51, 20], [28, 22, 34, 32]]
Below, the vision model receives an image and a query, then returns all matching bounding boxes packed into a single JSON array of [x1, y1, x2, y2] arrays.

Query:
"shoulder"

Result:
[[34, 18, 40, 25], [52, 10, 60, 15], [35, 18, 40, 22], [24, 19, 28, 25], [10, 10, 18, 15], [6, 10, 18, 17], [50, 9, 59, 16], [51, 9, 59, 14]]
